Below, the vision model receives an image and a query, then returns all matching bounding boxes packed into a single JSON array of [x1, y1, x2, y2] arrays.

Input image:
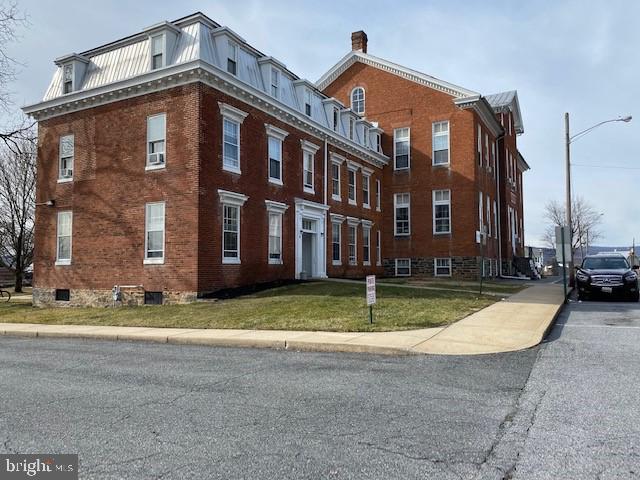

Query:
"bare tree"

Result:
[[0, 133, 36, 292], [0, 2, 32, 151], [542, 197, 603, 258]]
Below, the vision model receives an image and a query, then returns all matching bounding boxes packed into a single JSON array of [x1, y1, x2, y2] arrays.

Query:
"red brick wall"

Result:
[[322, 62, 501, 269], [34, 82, 384, 298]]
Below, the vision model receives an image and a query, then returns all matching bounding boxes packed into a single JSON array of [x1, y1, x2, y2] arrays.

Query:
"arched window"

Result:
[[351, 87, 365, 115]]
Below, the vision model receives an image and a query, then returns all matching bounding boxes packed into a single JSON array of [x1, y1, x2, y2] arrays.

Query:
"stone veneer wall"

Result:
[[33, 287, 197, 307], [382, 256, 498, 280]]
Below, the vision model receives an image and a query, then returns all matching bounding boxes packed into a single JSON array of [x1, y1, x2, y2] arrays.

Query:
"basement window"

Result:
[[144, 291, 163, 305], [55, 289, 70, 302]]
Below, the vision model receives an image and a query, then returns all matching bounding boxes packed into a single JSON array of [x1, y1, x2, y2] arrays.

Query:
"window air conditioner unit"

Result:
[[61, 169, 73, 178], [148, 152, 165, 166]]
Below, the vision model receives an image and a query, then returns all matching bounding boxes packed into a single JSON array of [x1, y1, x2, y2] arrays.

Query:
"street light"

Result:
[[564, 113, 632, 286]]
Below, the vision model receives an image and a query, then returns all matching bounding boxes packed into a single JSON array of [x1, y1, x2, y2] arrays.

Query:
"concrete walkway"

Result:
[[0, 283, 564, 356]]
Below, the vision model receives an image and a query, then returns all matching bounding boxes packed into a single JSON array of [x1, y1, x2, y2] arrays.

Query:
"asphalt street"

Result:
[[0, 297, 638, 479]]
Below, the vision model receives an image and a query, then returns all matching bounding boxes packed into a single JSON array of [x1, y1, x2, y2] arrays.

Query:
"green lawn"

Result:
[[382, 278, 527, 294], [0, 281, 496, 332]]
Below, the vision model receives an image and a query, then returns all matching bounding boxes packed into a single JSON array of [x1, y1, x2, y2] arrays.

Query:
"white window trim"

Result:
[[434, 258, 452, 277], [146, 113, 166, 171], [301, 140, 320, 194], [265, 124, 288, 186], [149, 33, 166, 70], [347, 217, 360, 266], [362, 170, 372, 209], [227, 40, 238, 75], [219, 189, 249, 265], [350, 86, 365, 115], [347, 161, 360, 206], [375, 179, 381, 211], [144, 201, 165, 265], [219, 103, 248, 174], [58, 134, 74, 182], [432, 121, 450, 166], [330, 213, 345, 266], [270, 67, 280, 99], [376, 230, 382, 266], [486, 195, 492, 237], [395, 258, 411, 277], [55, 211, 72, 266], [330, 153, 344, 202], [394, 193, 410, 236], [266, 201, 288, 265], [362, 220, 373, 266], [393, 127, 410, 170], [432, 189, 451, 235]]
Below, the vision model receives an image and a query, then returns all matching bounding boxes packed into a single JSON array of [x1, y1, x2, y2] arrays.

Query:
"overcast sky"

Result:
[[4, 0, 639, 247]]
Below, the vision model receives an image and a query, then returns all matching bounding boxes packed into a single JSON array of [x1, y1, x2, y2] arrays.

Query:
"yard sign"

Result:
[[366, 275, 376, 305]]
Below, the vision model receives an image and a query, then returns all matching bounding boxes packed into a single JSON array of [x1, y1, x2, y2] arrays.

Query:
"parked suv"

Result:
[[576, 253, 639, 301]]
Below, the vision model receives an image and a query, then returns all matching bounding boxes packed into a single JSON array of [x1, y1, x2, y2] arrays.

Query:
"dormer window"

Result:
[[227, 41, 238, 75], [63, 64, 73, 94], [332, 107, 339, 132], [150, 34, 164, 70], [351, 87, 365, 115], [271, 68, 279, 98], [304, 89, 312, 116], [349, 117, 355, 140], [375, 133, 381, 153], [363, 127, 369, 147]]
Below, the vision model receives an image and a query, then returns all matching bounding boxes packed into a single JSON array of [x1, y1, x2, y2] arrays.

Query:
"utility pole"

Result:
[[565, 113, 574, 286]]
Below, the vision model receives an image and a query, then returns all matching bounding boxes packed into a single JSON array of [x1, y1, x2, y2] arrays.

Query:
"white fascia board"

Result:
[[454, 96, 504, 138], [143, 21, 181, 36], [23, 59, 388, 167], [54, 53, 89, 66], [257, 56, 289, 72], [516, 150, 530, 171], [322, 97, 345, 109], [316, 51, 479, 99]]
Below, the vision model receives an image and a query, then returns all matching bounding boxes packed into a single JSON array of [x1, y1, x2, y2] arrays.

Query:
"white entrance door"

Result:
[[301, 219, 316, 279], [295, 199, 328, 280]]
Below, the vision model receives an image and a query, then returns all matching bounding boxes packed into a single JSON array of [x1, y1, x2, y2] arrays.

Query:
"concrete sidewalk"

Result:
[[0, 283, 564, 355]]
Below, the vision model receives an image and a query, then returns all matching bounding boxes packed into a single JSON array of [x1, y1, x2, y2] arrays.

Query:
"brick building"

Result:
[[24, 13, 529, 306], [318, 32, 529, 278]]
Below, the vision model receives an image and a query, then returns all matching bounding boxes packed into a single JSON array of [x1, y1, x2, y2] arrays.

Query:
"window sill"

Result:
[[363, 204, 370, 210], [395, 273, 411, 277], [395, 233, 411, 237], [332, 195, 342, 202], [349, 262, 357, 266], [145, 164, 166, 172], [376, 208, 381, 212], [332, 260, 342, 266], [432, 162, 450, 168], [143, 258, 165, 265], [393, 167, 410, 172], [363, 261, 371, 266], [268, 259, 283, 265], [222, 258, 241, 265], [433, 231, 451, 236], [223, 165, 242, 175], [434, 274, 452, 278], [269, 178, 283, 187], [303, 187, 315, 195], [376, 262, 382, 267], [55, 260, 71, 266], [348, 199, 357, 206], [57, 177, 73, 184]]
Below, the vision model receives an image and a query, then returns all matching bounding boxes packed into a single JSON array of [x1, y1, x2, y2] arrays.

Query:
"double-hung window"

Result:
[[362, 174, 370, 208], [219, 190, 248, 264], [332, 222, 341, 265], [486, 195, 492, 237], [394, 193, 410, 236], [144, 202, 165, 264], [349, 117, 355, 140], [227, 41, 238, 75], [265, 124, 288, 185], [376, 230, 381, 266], [432, 121, 450, 166], [219, 102, 248, 174], [394, 127, 410, 169], [479, 192, 484, 234], [433, 189, 451, 234], [362, 225, 371, 265], [147, 113, 166, 169], [331, 161, 341, 200], [265, 200, 288, 264], [434, 258, 452, 277], [375, 179, 381, 211], [348, 224, 357, 265], [271, 68, 279, 98], [56, 211, 72, 265], [477, 125, 482, 166], [348, 168, 357, 205], [63, 64, 73, 94], [59, 135, 74, 180], [395, 258, 411, 276], [332, 107, 339, 132], [484, 134, 490, 169], [301, 140, 319, 194], [150, 34, 164, 70], [304, 89, 312, 116]]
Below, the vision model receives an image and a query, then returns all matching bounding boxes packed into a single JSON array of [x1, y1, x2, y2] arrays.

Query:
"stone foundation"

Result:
[[33, 287, 198, 307], [382, 256, 499, 280]]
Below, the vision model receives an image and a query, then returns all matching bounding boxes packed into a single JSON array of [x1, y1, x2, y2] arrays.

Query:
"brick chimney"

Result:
[[351, 31, 368, 53]]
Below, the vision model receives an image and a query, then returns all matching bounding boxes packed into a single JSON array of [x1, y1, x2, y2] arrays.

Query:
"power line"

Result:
[[572, 163, 640, 170]]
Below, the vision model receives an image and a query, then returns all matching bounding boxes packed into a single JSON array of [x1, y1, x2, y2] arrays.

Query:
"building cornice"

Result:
[[23, 60, 388, 168], [453, 95, 504, 138]]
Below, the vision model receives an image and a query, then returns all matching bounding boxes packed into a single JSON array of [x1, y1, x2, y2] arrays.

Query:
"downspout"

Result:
[[496, 135, 504, 277], [323, 138, 328, 206]]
